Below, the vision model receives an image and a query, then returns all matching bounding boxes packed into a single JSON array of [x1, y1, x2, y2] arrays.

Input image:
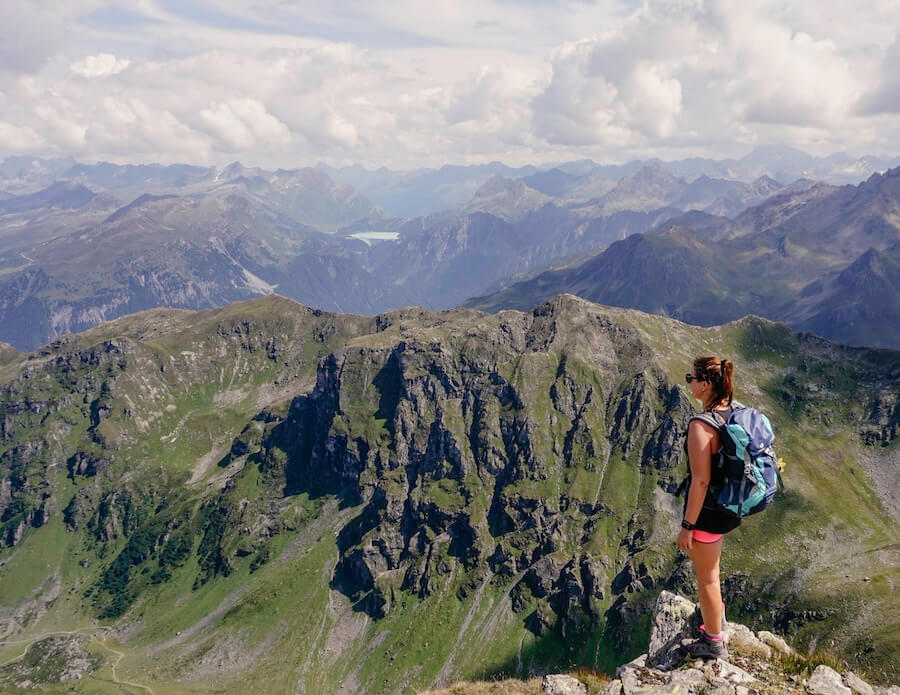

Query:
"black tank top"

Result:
[[682, 407, 742, 534]]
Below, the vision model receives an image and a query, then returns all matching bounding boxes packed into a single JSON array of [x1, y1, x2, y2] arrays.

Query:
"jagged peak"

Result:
[[472, 174, 519, 198], [836, 244, 900, 283], [533, 292, 596, 315], [103, 192, 181, 223], [630, 160, 682, 182], [219, 160, 245, 177], [751, 174, 782, 188]]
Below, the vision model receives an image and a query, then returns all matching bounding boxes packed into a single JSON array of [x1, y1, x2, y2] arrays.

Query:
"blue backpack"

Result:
[[692, 402, 783, 518]]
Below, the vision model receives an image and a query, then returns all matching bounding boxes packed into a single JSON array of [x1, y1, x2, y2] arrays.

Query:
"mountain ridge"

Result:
[[467, 169, 900, 348], [0, 293, 897, 693]]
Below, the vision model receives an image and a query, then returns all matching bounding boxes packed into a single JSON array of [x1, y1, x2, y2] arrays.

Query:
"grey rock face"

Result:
[[808, 665, 853, 695], [665, 667, 705, 690], [558, 591, 900, 695], [844, 671, 876, 695], [646, 590, 696, 669], [726, 623, 772, 660], [0, 635, 102, 688], [542, 674, 588, 695], [756, 630, 793, 656], [701, 659, 757, 685]]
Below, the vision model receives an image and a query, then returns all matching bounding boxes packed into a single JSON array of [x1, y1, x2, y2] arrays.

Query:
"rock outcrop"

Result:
[[584, 591, 898, 695]]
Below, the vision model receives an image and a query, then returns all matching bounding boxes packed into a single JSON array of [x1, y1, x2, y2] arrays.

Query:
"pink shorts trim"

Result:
[[692, 529, 724, 543]]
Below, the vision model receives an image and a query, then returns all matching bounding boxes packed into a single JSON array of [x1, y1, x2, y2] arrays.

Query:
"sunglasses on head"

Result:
[[685, 373, 703, 383]]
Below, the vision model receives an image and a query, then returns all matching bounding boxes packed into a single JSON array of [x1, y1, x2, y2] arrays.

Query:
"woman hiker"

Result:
[[676, 356, 741, 661]]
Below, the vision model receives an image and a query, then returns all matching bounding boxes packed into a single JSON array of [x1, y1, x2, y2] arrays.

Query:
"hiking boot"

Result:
[[680, 632, 729, 661]]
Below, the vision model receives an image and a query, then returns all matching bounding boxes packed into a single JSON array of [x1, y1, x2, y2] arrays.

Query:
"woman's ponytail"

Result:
[[693, 356, 734, 409]]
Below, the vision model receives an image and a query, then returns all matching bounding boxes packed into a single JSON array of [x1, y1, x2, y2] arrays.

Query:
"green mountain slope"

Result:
[[0, 342, 20, 367], [0, 294, 897, 694]]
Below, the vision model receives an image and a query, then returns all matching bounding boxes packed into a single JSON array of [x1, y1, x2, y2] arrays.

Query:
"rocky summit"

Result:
[[425, 592, 899, 694], [0, 293, 897, 694]]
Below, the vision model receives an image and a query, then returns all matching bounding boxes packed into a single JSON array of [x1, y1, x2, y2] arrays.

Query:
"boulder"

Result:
[[666, 667, 705, 690], [809, 665, 852, 695], [843, 671, 875, 695], [726, 622, 772, 660], [599, 681, 623, 695], [542, 674, 588, 695], [756, 630, 793, 656], [702, 659, 758, 685], [646, 590, 695, 669]]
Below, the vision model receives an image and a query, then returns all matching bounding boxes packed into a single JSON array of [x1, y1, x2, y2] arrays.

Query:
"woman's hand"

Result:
[[677, 527, 693, 552]]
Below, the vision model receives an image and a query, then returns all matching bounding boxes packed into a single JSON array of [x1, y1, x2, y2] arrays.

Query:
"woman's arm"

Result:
[[677, 420, 718, 551]]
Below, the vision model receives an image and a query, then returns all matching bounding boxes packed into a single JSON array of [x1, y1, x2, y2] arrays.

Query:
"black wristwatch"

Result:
[[681, 519, 696, 530]]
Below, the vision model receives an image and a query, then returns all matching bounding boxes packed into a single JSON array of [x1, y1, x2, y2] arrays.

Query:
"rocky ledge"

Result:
[[563, 592, 898, 695], [429, 591, 900, 695]]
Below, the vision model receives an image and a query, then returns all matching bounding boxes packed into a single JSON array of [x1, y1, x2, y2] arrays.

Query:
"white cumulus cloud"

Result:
[[857, 35, 900, 115], [0, 0, 897, 166], [200, 98, 292, 151], [71, 53, 131, 79], [0, 121, 44, 151]]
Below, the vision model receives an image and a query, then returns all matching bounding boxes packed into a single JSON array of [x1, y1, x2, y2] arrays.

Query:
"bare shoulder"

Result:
[[688, 416, 718, 436], [688, 417, 719, 445]]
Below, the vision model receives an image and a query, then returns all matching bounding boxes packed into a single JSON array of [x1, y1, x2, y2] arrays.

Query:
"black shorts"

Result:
[[684, 496, 742, 535]]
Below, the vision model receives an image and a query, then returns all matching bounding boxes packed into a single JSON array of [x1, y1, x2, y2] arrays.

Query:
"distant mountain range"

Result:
[[467, 167, 900, 349], [2, 151, 899, 351], [320, 145, 900, 217]]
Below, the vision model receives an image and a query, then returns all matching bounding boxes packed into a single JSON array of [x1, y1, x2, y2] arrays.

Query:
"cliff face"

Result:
[[274, 299, 696, 648], [0, 294, 897, 694]]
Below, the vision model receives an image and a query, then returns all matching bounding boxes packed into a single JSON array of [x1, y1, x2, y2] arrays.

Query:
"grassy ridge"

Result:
[[0, 294, 897, 693]]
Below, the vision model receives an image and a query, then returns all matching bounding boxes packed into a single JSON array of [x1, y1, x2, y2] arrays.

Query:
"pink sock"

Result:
[[700, 625, 724, 641]]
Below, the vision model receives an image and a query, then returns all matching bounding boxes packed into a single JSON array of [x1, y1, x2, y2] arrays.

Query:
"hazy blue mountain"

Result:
[[0, 156, 77, 194], [372, 211, 526, 307], [64, 161, 214, 191], [463, 176, 555, 221], [0, 181, 104, 214], [596, 161, 687, 213], [201, 165, 387, 232], [466, 228, 743, 323], [0, 191, 396, 350], [672, 174, 747, 211], [467, 167, 900, 348], [794, 242, 900, 348], [658, 156, 732, 179], [2, 153, 898, 353], [522, 167, 584, 197], [316, 149, 895, 219], [319, 161, 540, 217], [702, 175, 785, 217]]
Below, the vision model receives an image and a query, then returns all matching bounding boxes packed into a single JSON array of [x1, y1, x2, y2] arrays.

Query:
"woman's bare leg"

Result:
[[688, 538, 724, 634]]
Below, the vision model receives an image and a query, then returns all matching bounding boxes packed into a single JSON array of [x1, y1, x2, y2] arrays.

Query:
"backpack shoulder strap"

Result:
[[689, 412, 722, 430]]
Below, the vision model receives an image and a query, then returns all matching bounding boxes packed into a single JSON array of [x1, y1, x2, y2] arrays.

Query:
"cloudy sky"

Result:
[[1, 0, 899, 169]]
